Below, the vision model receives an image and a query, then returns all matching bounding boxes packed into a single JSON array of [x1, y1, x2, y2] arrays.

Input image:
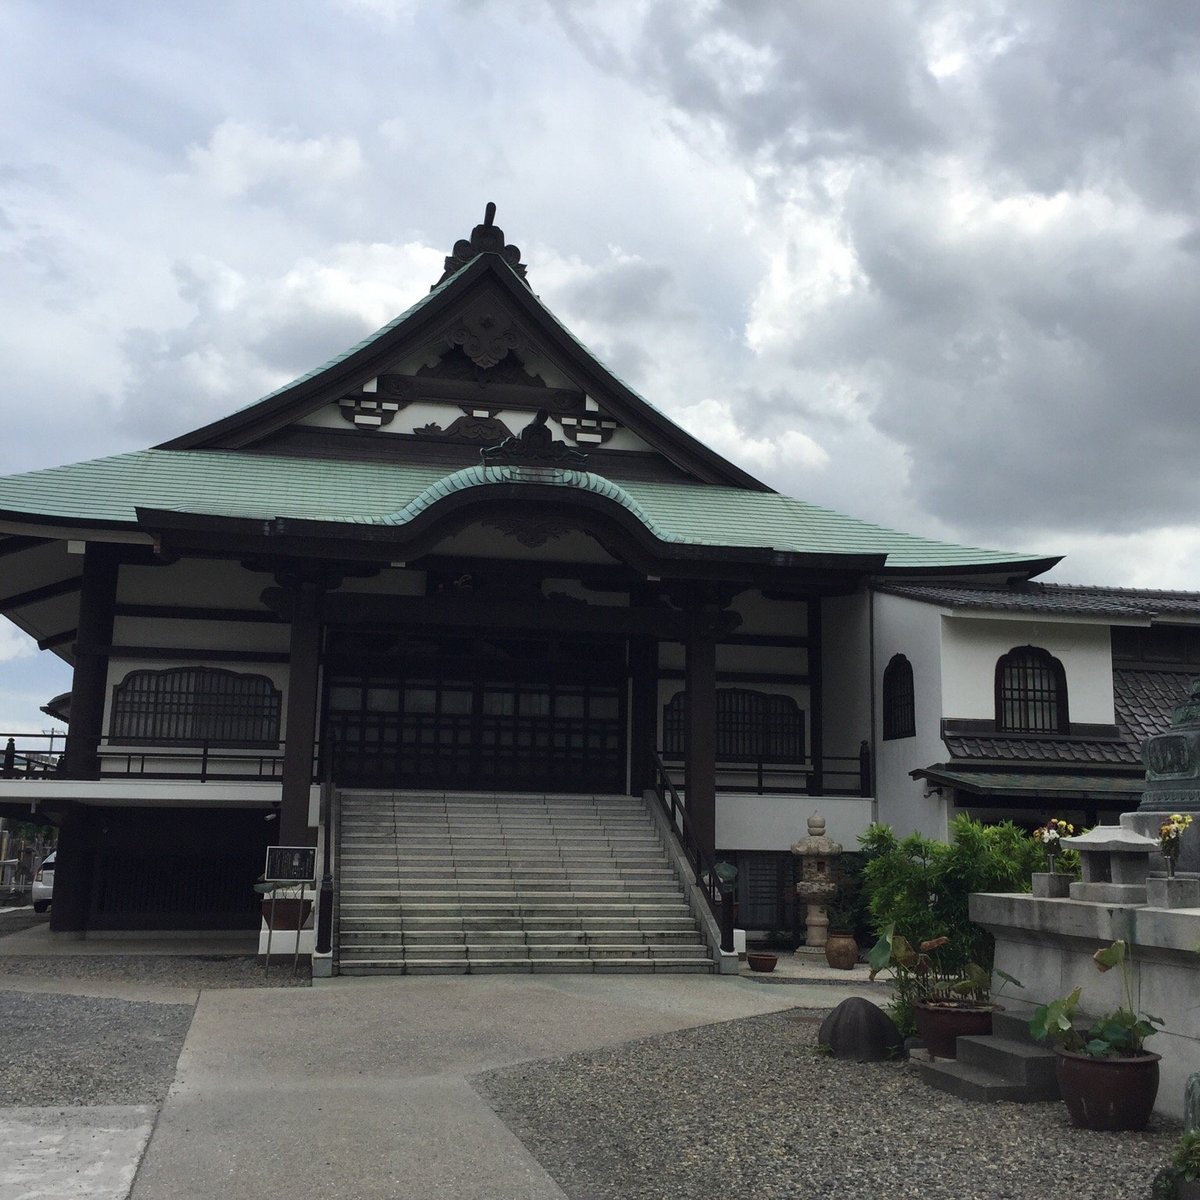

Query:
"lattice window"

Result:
[[882, 654, 915, 740], [110, 668, 282, 746], [995, 646, 1069, 733], [662, 689, 804, 762]]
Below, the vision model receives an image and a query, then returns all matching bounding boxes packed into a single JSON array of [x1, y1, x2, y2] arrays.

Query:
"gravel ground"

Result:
[[0, 990, 193, 1106], [0, 954, 309, 988], [474, 1009, 1179, 1200]]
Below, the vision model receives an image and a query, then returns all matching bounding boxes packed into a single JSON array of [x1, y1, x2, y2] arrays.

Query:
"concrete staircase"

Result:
[[335, 791, 715, 976], [916, 1010, 1061, 1102]]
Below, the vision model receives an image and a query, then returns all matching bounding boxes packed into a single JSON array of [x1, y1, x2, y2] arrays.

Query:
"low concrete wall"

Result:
[[971, 891, 1200, 1120]]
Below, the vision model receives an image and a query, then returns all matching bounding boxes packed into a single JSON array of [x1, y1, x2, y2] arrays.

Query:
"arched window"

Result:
[[662, 689, 804, 762], [110, 668, 282, 746], [995, 646, 1068, 733], [882, 654, 915, 740]]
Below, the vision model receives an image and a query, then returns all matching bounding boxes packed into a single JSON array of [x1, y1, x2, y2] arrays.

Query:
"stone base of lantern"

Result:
[[1031, 872, 1072, 898], [793, 945, 829, 962]]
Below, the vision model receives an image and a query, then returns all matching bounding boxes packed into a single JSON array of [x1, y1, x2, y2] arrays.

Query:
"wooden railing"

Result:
[[650, 750, 735, 954], [658, 741, 872, 797]]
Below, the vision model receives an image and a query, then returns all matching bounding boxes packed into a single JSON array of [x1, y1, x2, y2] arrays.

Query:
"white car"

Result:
[[31, 852, 54, 913]]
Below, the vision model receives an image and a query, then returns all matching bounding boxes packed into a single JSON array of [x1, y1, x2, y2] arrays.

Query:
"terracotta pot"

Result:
[[913, 1001, 996, 1058], [824, 931, 859, 970], [1054, 1048, 1160, 1131], [261, 897, 313, 930], [746, 952, 778, 973]]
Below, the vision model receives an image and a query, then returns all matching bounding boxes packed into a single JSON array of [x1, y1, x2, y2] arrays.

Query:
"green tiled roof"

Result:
[[0, 448, 1050, 569]]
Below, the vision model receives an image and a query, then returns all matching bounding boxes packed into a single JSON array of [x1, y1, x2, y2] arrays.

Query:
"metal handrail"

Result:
[[650, 750, 735, 953]]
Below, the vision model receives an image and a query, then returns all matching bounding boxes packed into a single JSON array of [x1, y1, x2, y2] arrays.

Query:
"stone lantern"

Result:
[[792, 812, 841, 959]]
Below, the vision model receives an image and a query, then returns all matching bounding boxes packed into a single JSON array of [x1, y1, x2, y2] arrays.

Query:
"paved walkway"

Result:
[[130, 973, 879, 1199], [0, 918, 886, 1199]]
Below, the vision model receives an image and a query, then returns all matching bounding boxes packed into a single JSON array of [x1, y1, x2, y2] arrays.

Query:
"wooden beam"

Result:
[[0, 576, 82, 611], [685, 602, 719, 862], [37, 629, 77, 650], [64, 549, 117, 779], [659, 669, 811, 685], [77, 645, 289, 664], [114, 603, 282, 624], [281, 581, 321, 846], [0, 536, 51, 558], [310, 591, 700, 640]]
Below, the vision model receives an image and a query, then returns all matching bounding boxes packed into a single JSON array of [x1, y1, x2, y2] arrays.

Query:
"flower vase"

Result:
[[1165, 852, 1177, 879]]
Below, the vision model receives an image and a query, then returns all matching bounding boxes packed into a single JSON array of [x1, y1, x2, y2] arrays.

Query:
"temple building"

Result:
[[0, 207, 1092, 966]]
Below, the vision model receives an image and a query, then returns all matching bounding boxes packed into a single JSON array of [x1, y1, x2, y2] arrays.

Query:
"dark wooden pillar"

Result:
[[809, 598, 823, 795], [685, 602, 719, 862], [628, 636, 658, 795], [280, 580, 321, 846], [49, 802, 94, 932], [64, 544, 120, 780]]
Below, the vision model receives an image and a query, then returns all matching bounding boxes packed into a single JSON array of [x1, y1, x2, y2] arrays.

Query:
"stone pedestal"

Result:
[[1031, 872, 1072, 898], [1146, 875, 1200, 909]]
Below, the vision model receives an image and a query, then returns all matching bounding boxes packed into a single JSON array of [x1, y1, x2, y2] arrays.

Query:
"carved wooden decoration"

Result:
[[436, 201, 529, 286], [482, 513, 577, 548], [338, 375, 412, 429], [415, 409, 514, 443], [558, 412, 621, 445], [481, 409, 589, 469], [338, 395, 406, 429], [446, 309, 524, 369]]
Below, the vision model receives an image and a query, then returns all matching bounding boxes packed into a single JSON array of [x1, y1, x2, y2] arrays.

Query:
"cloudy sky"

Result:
[[2, 0, 1200, 728]]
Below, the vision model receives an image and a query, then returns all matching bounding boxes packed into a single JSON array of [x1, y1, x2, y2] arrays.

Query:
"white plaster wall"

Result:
[[941, 616, 1114, 723], [820, 593, 871, 761], [872, 592, 950, 839], [716, 794, 873, 852]]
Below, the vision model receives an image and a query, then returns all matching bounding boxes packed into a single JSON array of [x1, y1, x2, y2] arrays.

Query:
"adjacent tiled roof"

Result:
[[0, 450, 1056, 570], [877, 580, 1200, 619], [916, 767, 1144, 800], [943, 732, 1139, 766]]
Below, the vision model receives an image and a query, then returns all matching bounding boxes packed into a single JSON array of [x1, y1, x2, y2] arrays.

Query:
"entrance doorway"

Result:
[[323, 630, 627, 793]]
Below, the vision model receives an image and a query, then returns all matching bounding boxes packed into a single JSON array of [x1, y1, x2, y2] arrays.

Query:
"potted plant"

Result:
[[868, 924, 1021, 1056], [1029, 938, 1163, 1130], [1153, 1130, 1200, 1199], [1032, 817, 1075, 897], [746, 950, 778, 972]]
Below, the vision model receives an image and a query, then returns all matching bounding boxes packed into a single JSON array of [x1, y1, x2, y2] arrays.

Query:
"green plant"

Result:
[[859, 816, 1043, 974], [1029, 939, 1164, 1056], [866, 923, 1021, 1035], [1173, 1130, 1200, 1182]]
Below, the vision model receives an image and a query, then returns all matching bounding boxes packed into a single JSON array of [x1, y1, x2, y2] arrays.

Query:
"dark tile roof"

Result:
[[876, 581, 1200, 620], [943, 667, 1188, 769]]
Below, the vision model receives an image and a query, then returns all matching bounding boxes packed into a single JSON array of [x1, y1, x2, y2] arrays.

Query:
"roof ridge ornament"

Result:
[[436, 202, 530, 288]]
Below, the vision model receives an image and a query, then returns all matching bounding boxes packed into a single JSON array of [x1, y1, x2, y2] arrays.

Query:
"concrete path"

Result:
[[128, 974, 879, 1200], [0, 1107, 156, 1200]]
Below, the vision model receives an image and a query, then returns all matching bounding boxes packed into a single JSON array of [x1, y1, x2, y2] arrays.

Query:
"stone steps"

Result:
[[916, 1010, 1061, 1103], [335, 789, 713, 976]]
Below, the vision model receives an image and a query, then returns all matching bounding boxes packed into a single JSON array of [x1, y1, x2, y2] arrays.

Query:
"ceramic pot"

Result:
[[824, 931, 859, 970], [261, 897, 313, 930], [913, 1001, 996, 1058], [1054, 1048, 1161, 1131], [746, 952, 778, 973]]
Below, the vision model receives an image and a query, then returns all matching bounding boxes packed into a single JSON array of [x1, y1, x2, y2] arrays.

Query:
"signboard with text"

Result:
[[264, 845, 316, 883]]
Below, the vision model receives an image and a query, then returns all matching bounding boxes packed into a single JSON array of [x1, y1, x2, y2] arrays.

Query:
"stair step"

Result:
[[956, 1036, 1060, 1095], [915, 1058, 1042, 1103]]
